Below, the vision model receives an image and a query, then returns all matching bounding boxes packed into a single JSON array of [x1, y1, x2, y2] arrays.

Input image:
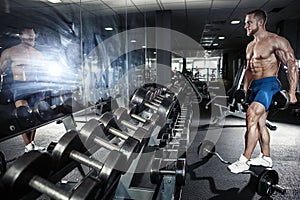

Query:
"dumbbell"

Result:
[[113, 107, 157, 134], [150, 154, 186, 185], [234, 89, 247, 104], [272, 90, 290, 110], [2, 151, 102, 200], [78, 118, 141, 162], [33, 100, 55, 122], [98, 112, 146, 142], [159, 141, 187, 159], [52, 130, 126, 181], [12, 105, 36, 128], [130, 88, 174, 121]]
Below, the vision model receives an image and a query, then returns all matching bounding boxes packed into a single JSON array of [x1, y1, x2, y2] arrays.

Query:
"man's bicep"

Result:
[[275, 38, 296, 66]]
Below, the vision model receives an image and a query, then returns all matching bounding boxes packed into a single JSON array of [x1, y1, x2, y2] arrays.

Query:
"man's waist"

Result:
[[252, 76, 279, 86]]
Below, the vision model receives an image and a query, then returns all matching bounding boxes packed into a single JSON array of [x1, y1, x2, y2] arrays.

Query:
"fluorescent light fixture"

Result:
[[0, 46, 2, 49], [105, 27, 113, 31], [231, 20, 240, 25], [142, 45, 146, 48], [212, 43, 219, 46], [218, 36, 225, 40], [130, 40, 136, 43], [47, 0, 62, 3], [153, 51, 157, 54]]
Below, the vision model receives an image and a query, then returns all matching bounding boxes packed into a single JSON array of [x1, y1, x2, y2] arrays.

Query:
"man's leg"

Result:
[[243, 102, 266, 159], [248, 112, 273, 167], [228, 102, 265, 173]]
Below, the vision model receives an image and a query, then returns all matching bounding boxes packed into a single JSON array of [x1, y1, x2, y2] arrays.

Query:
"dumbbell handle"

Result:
[[29, 175, 70, 200], [121, 120, 138, 131], [268, 182, 286, 194], [69, 150, 103, 172], [108, 127, 129, 140], [131, 113, 147, 123], [93, 136, 120, 152], [144, 102, 158, 111], [159, 169, 176, 174]]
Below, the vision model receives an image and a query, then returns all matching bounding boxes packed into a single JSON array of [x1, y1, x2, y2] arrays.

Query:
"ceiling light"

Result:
[[47, 0, 62, 3], [218, 36, 225, 40], [142, 45, 146, 48], [105, 27, 113, 31], [130, 40, 136, 43], [212, 43, 219, 46], [153, 51, 156, 54], [231, 20, 240, 25]]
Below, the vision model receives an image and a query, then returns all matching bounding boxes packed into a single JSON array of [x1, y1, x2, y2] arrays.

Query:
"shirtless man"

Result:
[[228, 9, 298, 173], [0, 27, 45, 152]]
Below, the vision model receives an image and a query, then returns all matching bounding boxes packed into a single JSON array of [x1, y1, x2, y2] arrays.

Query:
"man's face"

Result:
[[20, 28, 35, 46], [244, 14, 259, 36]]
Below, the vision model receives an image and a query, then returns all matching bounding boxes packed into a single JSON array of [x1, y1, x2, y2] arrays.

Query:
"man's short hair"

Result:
[[19, 25, 35, 35], [247, 9, 267, 24]]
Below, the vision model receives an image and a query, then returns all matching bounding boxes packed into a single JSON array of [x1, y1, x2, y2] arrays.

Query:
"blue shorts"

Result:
[[11, 81, 44, 106], [248, 77, 281, 111]]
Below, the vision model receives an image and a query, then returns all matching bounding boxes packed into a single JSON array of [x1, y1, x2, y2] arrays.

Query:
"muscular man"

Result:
[[228, 9, 298, 173], [0, 27, 45, 152]]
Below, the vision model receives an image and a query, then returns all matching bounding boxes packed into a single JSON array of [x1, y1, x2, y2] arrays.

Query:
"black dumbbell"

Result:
[[113, 107, 157, 133], [150, 155, 186, 186], [79, 118, 111, 148], [130, 88, 174, 122], [99, 112, 147, 142], [78, 119, 141, 162], [52, 130, 126, 181], [2, 151, 102, 200], [12, 105, 36, 128], [32, 100, 54, 122], [272, 90, 290, 110], [234, 89, 247, 104]]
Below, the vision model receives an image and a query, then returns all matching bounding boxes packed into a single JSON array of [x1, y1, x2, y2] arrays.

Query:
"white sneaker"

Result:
[[248, 153, 273, 168], [31, 141, 46, 152], [227, 154, 250, 174], [25, 142, 34, 153]]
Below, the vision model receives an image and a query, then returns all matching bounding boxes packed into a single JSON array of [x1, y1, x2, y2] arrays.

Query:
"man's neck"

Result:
[[254, 29, 268, 41]]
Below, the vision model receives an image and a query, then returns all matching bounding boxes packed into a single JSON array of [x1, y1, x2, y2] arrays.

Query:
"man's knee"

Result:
[[246, 103, 265, 124]]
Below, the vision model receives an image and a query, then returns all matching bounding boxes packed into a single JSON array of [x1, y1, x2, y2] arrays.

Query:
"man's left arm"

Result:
[[275, 37, 299, 103]]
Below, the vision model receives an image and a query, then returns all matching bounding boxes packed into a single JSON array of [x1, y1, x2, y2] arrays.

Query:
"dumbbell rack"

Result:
[[0, 80, 194, 200]]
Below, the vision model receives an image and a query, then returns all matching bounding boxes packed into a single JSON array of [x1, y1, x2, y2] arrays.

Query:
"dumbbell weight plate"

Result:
[[175, 158, 186, 186], [234, 89, 246, 104], [79, 118, 108, 148], [197, 140, 215, 159], [52, 130, 83, 170], [2, 151, 52, 198], [100, 150, 127, 181], [257, 169, 279, 196], [0, 151, 6, 176], [272, 90, 290, 110], [12, 106, 35, 128], [150, 158, 161, 184]]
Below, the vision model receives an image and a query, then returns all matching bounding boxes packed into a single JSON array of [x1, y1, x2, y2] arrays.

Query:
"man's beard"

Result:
[[248, 26, 258, 36]]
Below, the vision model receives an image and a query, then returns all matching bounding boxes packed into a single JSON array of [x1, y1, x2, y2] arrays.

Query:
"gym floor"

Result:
[[0, 112, 299, 200]]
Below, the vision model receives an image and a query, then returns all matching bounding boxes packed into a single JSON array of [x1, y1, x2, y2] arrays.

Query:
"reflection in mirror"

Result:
[[0, 0, 82, 140]]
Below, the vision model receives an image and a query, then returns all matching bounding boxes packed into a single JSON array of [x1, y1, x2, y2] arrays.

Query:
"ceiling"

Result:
[[1, 0, 300, 54]]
